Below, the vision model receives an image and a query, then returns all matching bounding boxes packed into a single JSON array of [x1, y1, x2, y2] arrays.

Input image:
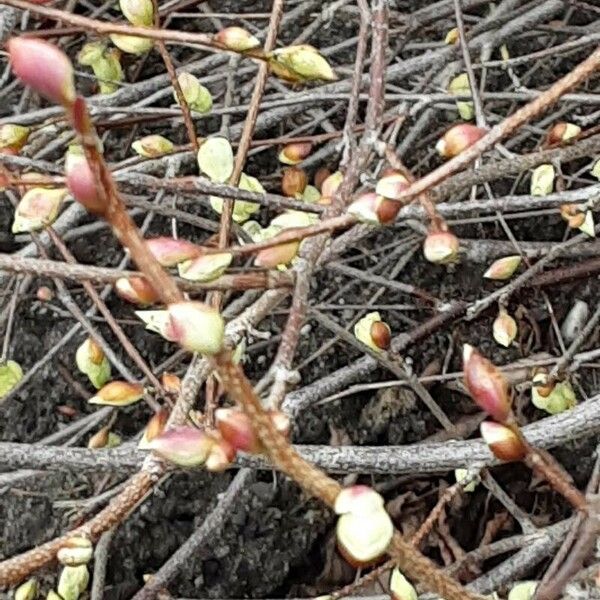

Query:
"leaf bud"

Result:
[[12, 187, 66, 233], [177, 253, 232, 282], [480, 421, 526, 462], [281, 166, 308, 197], [132, 134, 174, 158], [483, 255, 521, 280], [423, 230, 459, 264], [354, 312, 391, 352], [214, 26, 261, 52], [146, 426, 216, 467], [176, 72, 213, 114], [0, 124, 30, 154], [278, 142, 312, 166], [88, 381, 144, 407], [436, 124, 486, 158], [166, 301, 225, 355], [145, 236, 203, 267], [492, 309, 518, 348]]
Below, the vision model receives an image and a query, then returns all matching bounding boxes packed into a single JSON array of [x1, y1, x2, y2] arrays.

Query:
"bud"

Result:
[[36, 286, 53, 302], [176, 72, 213, 114], [12, 187, 66, 234], [269, 45, 337, 82], [530, 164, 555, 196], [132, 134, 174, 158], [88, 426, 110, 449], [423, 230, 459, 264], [278, 142, 312, 166], [508, 581, 538, 600], [353, 312, 391, 352], [161, 372, 181, 394], [165, 302, 225, 355], [15, 578, 38, 600], [0, 124, 30, 154], [480, 421, 525, 462], [57, 536, 93, 566], [390, 568, 417, 600], [209, 172, 262, 223], [136, 309, 174, 339], [0, 360, 23, 399], [119, 0, 154, 26], [178, 252, 232, 282], [255, 240, 300, 269], [115, 276, 159, 305], [347, 192, 400, 225], [214, 26, 260, 52], [314, 167, 331, 191], [444, 27, 459, 44], [281, 167, 308, 197], [578, 210, 595, 237], [138, 408, 169, 449], [145, 236, 203, 267], [8, 37, 76, 106], [47, 592, 62, 600], [146, 426, 216, 467], [483, 255, 521, 280], [492, 309, 517, 348], [302, 184, 321, 203], [76, 337, 111, 390], [88, 381, 144, 407], [205, 437, 236, 471], [65, 149, 103, 214], [334, 485, 393, 566], [463, 344, 511, 422], [321, 170, 343, 200], [454, 468, 479, 493], [375, 171, 409, 199], [436, 124, 486, 158], [448, 73, 474, 120], [110, 33, 153, 55], [57, 564, 89, 600], [197, 137, 234, 183], [531, 374, 576, 415], [78, 42, 123, 95], [547, 122, 580, 145]]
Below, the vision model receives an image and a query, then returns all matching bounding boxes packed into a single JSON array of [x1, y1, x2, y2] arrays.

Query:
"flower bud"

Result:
[[314, 167, 331, 191], [0, 124, 30, 154], [334, 485, 393, 566], [463, 344, 511, 422], [390, 568, 417, 600], [88, 426, 110, 449], [348, 192, 400, 225], [65, 149, 103, 214], [138, 408, 169, 449], [120, 0, 154, 26], [8, 37, 76, 106], [176, 72, 212, 114], [436, 124, 486, 158], [423, 230, 459, 264], [454, 468, 479, 493], [145, 236, 203, 267], [547, 122, 580, 145], [270, 45, 337, 82], [146, 426, 216, 467], [281, 167, 308, 197], [483, 255, 521, 280], [58, 564, 89, 600], [15, 578, 38, 600], [530, 164, 555, 196], [115, 276, 159, 305], [493, 309, 517, 348], [165, 302, 225, 355], [36, 286, 53, 302], [161, 372, 181, 394], [448, 73, 474, 120], [480, 421, 525, 462], [178, 252, 232, 282], [110, 34, 153, 55], [57, 536, 93, 566], [76, 337, 111, 390], [255, 240, 300, 269], [354, 312, 391, 352], [214, 26, 260, 51], [12, 187, 67, 233], [375, 171, 409, 199], [88, 381, 144, 407], [132, 134, 174, 158], [508, 581, 538, 600], [205, 437, 236, 471], [278, 142, 312, 166]]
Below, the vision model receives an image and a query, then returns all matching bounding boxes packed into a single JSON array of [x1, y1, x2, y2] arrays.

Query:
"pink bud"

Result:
[[436, 124, 487, 158], [254, 240, 300, 269], [166, 301, 225, 355], [348, 192, 400, 225], [205, 437, 236, 472], [8, 37, 76, 106], [138, 408, 170, 449], [65, 152, 103, 214], [423, 230, 459, 264], [147, 426, 216, 467], [463, 344, 511, 422], [88, 381, 144, 407], [146, 237, 203, 267], [480, 421, 525, 462], [214, 26, 260, 52], [115, 277, 159, 305], [375, 171, 409, 200]]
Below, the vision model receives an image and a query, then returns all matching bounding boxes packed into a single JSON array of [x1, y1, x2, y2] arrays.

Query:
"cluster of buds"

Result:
[[423, 229, 459, 264], [268, 44, 337, 83], [12, 187, 67, 233], [0, 123, 30, 154], [110, 0, 154, 55], [78, 42, 123, 95], [334, 485, 394, 565], [492, 308, 517, 348], [88, 380, 144, 407], [137, 302, 225, 355], [75, 337, 111, 389], [483, 255, 522, 280], [348, 192, 400, 225], [175, 72, 213, 114], [278, 142, 312, 166], [214, 26, 261, 52], [530, 368, 576, 415], [354, 312, 391, 352], [132, 134, 174, 158], [436, 124, 486, 159]]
